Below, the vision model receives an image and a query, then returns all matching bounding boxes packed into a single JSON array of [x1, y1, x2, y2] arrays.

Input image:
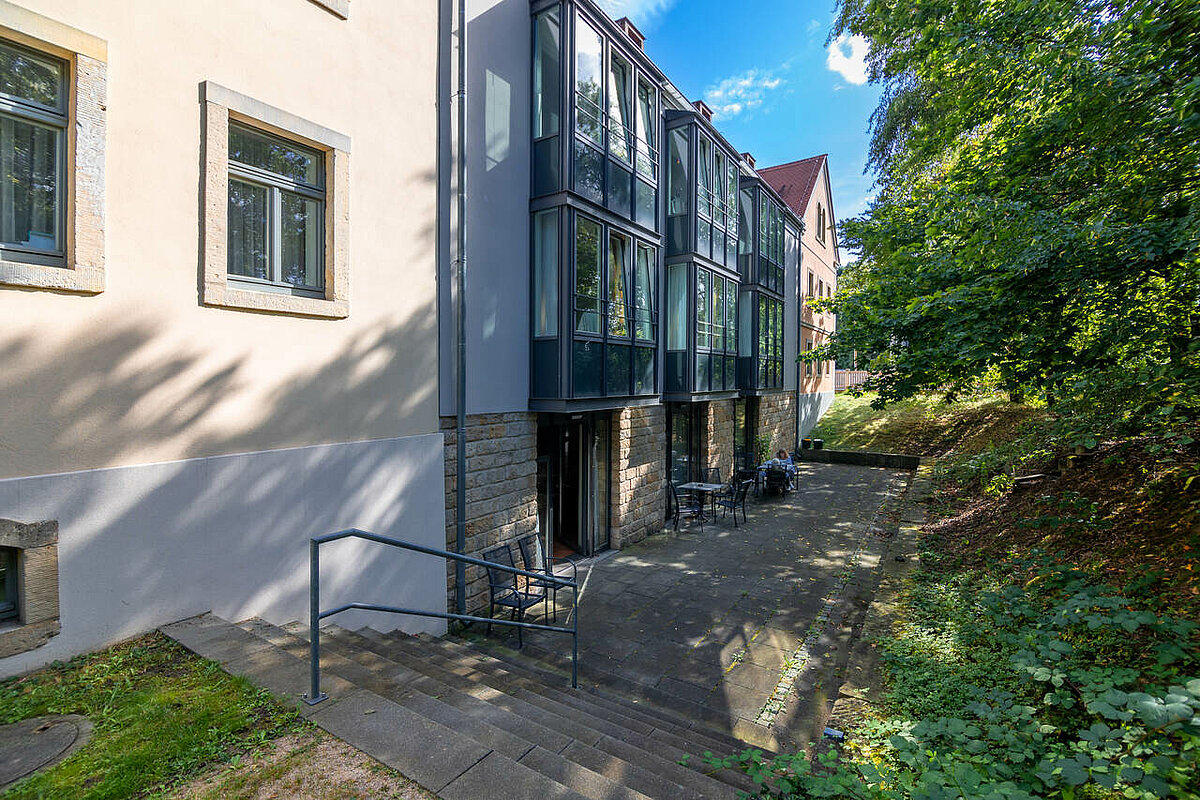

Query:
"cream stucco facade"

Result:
[[0, 0, 447, 675], [799, 161, 839, 399]]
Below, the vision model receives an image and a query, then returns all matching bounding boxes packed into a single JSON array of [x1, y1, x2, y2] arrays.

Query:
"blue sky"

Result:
[[595, 0, 881, 229]]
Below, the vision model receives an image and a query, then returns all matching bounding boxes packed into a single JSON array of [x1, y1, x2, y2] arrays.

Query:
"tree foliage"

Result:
[[824, 0, 1200, 427]]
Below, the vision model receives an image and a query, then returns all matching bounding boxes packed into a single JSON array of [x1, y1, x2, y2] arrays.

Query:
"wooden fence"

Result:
[[834, 370, 872, 392]]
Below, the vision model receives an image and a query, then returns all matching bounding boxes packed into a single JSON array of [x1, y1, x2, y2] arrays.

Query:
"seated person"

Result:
[[772, 449, 796, 489]]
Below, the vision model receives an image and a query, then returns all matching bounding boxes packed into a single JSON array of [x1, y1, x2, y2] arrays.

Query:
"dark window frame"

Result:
[[0, 546, 17, 622], [0, 38, 68, 268], [226, 121, 327, 298], [569, 209, 658, 398]]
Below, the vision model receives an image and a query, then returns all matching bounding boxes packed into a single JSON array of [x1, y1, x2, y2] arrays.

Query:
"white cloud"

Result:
[[826, 34, 870, 85], [806, 19, 822, 36], [703, 69, 785, 121], [593, 0, 677, 30]]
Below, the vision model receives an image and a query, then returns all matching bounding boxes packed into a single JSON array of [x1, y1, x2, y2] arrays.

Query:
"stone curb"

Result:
[[828, 461, 936, 729]]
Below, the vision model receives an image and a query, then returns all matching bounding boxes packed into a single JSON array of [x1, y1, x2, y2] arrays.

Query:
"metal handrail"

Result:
[[304, 528, 579, 705]]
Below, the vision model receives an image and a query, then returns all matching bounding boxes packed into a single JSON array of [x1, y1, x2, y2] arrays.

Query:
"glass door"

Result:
[[592, 413, 611, 553]]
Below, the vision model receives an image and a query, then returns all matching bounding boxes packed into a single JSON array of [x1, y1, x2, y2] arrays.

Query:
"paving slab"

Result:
[[309, 688, 492, 793], [475, 462, 909, 746]]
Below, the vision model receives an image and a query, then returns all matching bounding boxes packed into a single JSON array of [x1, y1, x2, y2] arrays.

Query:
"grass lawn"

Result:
[[810, 391, 1044, 456], [0, 633, 435, 800]]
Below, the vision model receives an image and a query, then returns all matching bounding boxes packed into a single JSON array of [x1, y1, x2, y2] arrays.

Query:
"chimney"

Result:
[[692, 100, 713, 122], [614, 17, 645, 51], [741, 152, 756, 169]]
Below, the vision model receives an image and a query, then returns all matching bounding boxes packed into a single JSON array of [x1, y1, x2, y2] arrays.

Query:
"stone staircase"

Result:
[[163, 614, 768, 800]]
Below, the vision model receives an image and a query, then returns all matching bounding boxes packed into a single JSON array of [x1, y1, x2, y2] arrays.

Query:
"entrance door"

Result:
[[536, 413, 611, 558], [668, 403, 705, 488]]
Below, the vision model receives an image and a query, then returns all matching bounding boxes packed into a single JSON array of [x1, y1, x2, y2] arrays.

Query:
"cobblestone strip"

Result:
[[752, 473, 909, 727]]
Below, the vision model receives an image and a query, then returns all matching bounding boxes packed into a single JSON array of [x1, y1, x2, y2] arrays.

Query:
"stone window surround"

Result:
[[0, 2, 106, 294], [201, 81, 350, 319], [0, 519, 60, 659]]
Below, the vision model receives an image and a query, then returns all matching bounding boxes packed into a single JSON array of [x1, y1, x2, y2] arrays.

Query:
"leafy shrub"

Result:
[[702, 556, 1200, 799]]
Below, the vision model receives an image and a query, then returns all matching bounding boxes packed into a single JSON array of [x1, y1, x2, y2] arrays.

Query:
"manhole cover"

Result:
[[0, 715, 92, 790]]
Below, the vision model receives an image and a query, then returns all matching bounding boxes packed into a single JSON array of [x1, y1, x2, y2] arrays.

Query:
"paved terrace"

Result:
[[468, 462, 909, 750]]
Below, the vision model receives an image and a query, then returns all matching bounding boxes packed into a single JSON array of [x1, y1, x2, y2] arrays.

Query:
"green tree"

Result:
[[825, 0, 1200, 426]]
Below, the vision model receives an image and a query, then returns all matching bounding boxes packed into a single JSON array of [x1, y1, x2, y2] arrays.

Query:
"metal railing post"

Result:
[[572, 586, 579, 689], [305, 529, 580, 693], [304, 539, 328, 705]]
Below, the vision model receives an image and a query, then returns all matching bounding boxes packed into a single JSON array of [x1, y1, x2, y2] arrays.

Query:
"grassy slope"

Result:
[[810, 392, 1045, 457], [806, 392, 1200, 798]]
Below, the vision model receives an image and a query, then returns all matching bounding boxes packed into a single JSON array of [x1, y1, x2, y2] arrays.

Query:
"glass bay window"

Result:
[[532, 206, 658, 403], [664, 258, 739, 398], [664, 113, 740, 270], [734, 177, 800, 393], [533, 3, 661, 232], [531, 2, 665, 407]]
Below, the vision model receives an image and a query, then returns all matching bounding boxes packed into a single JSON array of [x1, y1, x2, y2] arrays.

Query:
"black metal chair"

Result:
[[669, 482, 704, 531], [516, 534, 576, 623], [733, 451, 760, 495], [764, 466, 789, 495], [715, 479, 754, 526], [701, 467, 722, 484], [482, 543, 545, 647]]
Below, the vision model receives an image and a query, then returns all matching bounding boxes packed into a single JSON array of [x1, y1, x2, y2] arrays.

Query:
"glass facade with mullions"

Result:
[[664, 260, 738, 395], [572, 213, 657, 398], [532, 2, 660, 232], [737, 181, 786, 295], [0, 39, 66, 267], [531, 1, 663, 406], [531, 206, 657, 401], [735, 178, 799, 392], [664, 114, 738, 268]]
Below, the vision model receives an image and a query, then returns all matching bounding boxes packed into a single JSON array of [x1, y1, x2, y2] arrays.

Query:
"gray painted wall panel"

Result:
[[0, 434, 446, 677], [798, 390, 836, 438], [438, 0, 533, 417]]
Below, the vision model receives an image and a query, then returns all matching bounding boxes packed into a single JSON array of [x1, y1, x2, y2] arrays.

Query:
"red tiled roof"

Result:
[[758, 155, 827, 218]]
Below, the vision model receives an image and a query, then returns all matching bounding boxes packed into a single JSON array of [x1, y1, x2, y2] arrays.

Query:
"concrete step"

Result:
[[457, 630, 750, 739], [393, 628, 761, 759], [339, 629, 757, 796], [283, 623, 741, 799], [377, 629, 762, 776], [162, 614, 591, 800]]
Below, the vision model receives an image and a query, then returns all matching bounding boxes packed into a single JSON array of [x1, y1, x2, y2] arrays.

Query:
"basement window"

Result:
[[0, 547, 16, 621]]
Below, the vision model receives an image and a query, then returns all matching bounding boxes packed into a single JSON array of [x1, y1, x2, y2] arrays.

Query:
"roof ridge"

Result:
[[758, 153, 827, 172]]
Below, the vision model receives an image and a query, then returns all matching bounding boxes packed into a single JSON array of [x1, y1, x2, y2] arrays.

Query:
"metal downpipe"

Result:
[[453, 0, 468, 617]]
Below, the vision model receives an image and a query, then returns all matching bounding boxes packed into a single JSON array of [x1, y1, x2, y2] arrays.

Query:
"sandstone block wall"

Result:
[[442, 413, 539, 614], [610, 405, 666, 549], [704, 400, 736, 481], [757, 393, 798, 457]]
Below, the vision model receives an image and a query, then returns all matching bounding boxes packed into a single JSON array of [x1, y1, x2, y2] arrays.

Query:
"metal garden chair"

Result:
[[516, 534, 576, 623], [669, 482, 705, 531], [715, 479, 754, 526], [482, 543, 545, 647]]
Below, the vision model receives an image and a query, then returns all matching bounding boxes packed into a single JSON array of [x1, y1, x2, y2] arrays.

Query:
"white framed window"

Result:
[[201, 82, 349, 318], [0, 10, 106, 294]]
